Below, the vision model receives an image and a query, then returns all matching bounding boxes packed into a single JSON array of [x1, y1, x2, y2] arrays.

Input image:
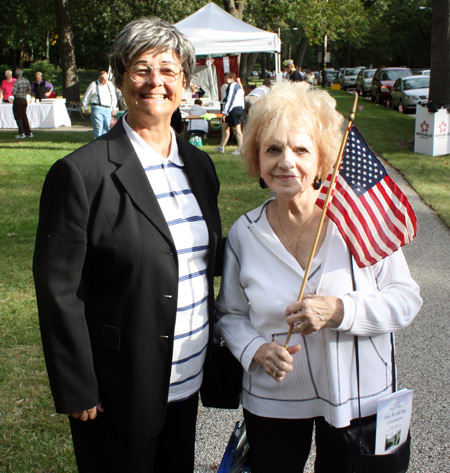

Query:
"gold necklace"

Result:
[[275, 200, 315, 260]]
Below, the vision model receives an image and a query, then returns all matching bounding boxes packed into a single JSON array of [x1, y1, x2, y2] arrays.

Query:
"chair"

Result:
[[66, 101, 84, 120]]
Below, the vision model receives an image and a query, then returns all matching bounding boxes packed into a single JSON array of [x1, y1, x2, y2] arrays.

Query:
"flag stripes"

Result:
[[316, 126, 417, 267]]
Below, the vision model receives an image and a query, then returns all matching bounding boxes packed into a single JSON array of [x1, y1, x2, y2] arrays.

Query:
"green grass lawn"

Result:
[[0, 89, 448, 471]]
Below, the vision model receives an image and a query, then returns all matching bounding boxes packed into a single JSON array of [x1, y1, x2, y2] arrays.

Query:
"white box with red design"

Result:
[[414, 104, 450, 156]]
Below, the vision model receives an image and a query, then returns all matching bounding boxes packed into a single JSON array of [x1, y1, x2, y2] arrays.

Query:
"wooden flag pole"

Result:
[[284, 93, 359, 349]]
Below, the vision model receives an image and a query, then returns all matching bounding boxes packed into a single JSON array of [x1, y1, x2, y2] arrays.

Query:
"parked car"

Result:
[[356, 68, 376, 96], [371, 66, 412, 104], [390, 75, 430, 113], [320, 69, 340, 86], [417, 69, 430, 76], [339, 67, 365, 90]]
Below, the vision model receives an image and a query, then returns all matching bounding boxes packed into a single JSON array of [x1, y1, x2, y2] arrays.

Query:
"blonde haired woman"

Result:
[[216, 82, 421, 472]]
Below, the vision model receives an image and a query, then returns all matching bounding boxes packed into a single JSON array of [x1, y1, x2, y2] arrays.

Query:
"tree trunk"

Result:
[[19, 43, 25, 69], [223, 1, 247, 82], [54, 0, 80, 102], [239, 52, 258, 84], [223, 0, 245, 20], [46, 31, 50, 61], [429, 0, 450, 105], [296, 37, 309, 68]]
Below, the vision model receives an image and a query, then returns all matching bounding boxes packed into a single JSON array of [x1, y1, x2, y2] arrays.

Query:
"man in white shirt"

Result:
[[82, 71, 118, 139], [244, 78, 271, 114]]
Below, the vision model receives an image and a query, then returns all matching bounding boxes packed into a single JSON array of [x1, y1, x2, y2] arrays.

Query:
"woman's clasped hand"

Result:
[[286, 294, 344, 335]]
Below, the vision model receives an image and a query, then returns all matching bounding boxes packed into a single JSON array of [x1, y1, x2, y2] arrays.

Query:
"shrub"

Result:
[[30, 60, 59, 85]]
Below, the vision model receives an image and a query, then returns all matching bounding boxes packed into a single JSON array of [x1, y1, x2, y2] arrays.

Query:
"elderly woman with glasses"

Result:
[[33, 17, 222, 473]]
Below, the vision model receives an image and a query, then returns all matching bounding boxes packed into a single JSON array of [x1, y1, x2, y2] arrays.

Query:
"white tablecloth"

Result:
[[180, 102, 221, 116], [0, 100, 71, 129]]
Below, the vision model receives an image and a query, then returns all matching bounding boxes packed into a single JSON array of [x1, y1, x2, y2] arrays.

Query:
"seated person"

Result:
[[186, 99, 208, 138], [182, 83, 206, 100]]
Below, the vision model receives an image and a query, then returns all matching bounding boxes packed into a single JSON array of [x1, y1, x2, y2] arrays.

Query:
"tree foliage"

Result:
[[0, 0, 56, 67], [68, 0, 206, 68], [360, 0, 432, 67], [0, 0, 434, 76]]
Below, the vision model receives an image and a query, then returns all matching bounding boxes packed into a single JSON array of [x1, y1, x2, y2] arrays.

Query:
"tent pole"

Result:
[[275, 52, 281, 82]]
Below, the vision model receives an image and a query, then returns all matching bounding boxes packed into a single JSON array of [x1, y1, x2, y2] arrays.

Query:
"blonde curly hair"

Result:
[[243, 82, 345, 179]]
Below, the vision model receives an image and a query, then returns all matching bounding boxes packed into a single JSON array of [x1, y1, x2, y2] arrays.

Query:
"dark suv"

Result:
[[371, 67, 412, 104]]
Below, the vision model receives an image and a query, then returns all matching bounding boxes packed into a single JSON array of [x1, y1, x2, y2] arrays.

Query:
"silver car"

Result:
[[356, 68, 376, 96], [339, 67, 364, 90], [390, 75, 429, 113]]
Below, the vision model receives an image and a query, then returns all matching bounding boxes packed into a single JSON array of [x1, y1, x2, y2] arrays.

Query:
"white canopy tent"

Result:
[[175, 2, 281, 102], [175, 2, 280, 55]]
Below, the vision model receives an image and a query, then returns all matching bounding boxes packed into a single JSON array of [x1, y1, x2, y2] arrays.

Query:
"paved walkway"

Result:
[[194, 163, 450, 472], [0, 124, 92, 134]]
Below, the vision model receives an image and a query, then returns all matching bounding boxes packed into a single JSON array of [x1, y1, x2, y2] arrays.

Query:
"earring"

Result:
[[259, 176, 268, 189], [313, 174, 322, 190]]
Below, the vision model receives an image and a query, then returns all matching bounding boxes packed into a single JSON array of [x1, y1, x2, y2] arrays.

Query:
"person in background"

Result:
[[11, 69, 32, 139], [244, 78, 271, 116], [32, 72, 54, 101], [186, 98, 208, 139], [33, 16, 222, 473], [1, 69, 16, 103], [283, 59, 303, 82], [82, 70, 118, 139], [216, 81, 422, 473], [215, 72, 244, 155], [305, 68, 316, 86], [299, 66, 306, 81]]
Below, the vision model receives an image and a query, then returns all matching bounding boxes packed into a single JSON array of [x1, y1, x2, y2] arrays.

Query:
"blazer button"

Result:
[[163, 294, 173, 299]]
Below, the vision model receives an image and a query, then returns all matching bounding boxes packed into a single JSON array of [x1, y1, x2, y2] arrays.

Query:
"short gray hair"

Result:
[[109, 17, 196, 88]]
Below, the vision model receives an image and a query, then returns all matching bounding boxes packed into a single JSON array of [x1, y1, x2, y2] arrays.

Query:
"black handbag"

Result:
[[200, 335, 243, 409], [343, 255, 411, 472], [342, 336, 411, 473]]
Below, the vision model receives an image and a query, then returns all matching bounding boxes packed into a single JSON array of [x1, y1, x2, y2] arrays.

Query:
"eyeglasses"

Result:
[[128, 63, 183, 84]]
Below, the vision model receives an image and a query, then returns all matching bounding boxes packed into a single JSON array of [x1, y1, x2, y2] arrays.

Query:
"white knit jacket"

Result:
[[216, 201, 422, 428]]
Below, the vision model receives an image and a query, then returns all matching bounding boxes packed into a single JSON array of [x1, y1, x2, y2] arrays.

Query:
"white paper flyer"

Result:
[[375, 388, 413, 455]]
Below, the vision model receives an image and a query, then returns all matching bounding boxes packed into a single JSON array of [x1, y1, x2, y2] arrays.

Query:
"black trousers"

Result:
[[12, 98, 31, 135], [244, 409, 350, 473], [69, 392, 199, 473]]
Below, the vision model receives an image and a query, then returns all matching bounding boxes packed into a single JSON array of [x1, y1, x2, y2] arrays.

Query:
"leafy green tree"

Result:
[[0, 0, 55, 68], [245, 0, 368, 69], [68, 0, 205, 69], [360, 0, 432, 67]]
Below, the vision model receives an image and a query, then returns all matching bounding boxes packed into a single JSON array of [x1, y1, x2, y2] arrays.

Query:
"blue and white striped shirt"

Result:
[[123, 118, 210, 402]]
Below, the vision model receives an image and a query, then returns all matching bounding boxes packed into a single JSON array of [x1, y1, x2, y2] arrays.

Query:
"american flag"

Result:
[[316, 126, 417, 267]]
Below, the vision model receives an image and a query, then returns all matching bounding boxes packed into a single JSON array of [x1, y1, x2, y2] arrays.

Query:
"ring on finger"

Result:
[[272, 368, 278, 377], [294, 321, 303, 331]]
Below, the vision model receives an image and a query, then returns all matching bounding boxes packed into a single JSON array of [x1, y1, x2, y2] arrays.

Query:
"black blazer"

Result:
[[33, 120, 222, 438]]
